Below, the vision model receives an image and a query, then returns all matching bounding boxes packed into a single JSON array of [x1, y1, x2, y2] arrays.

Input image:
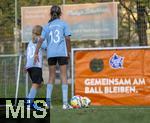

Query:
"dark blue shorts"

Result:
[[48, 57, 68, 66], [27, 67, 43, 84]]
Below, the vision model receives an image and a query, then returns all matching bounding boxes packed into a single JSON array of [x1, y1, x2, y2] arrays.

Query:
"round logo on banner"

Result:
[[90, 58, 104, 72]]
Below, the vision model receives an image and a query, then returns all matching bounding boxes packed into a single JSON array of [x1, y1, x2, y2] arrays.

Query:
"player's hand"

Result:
[[34, 54, 39, 64], [67, 52, 71, 60]]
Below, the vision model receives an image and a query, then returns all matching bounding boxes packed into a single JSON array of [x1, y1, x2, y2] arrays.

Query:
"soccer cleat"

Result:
[[62, 104, 73, 110], [45, 103, 53, 109], [26, 104, 36, 111], [25, 99, 34, 110], [46, 99, 53, 109]]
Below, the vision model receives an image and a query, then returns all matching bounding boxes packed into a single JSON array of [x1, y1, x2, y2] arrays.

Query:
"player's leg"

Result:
[[27, 84, 39, 103], [60, 64, 68, 104], [59, 57, 72, 109], [46, 58, 57, 108], [27, 67, 43, 106]]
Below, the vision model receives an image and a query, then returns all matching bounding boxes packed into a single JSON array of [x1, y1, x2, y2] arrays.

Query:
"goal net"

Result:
[[0, 54, 26, 98]]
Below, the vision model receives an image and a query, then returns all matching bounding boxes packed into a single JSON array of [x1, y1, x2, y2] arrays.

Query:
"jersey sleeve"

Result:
[[41, 25, 48, 40], [41, 40, 47, 50], [64, 22, 71, 36]]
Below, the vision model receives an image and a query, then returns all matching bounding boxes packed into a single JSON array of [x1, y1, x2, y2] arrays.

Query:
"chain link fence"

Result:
[[0, 0, 149, 98]]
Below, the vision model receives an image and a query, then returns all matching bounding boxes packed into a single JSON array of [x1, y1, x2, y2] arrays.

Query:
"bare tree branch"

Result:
[[119, 0, 137, 22], [145, 8, 150, 26]]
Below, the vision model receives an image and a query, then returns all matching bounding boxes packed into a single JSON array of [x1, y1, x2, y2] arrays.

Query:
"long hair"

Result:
[[48, 5, 62, 23]]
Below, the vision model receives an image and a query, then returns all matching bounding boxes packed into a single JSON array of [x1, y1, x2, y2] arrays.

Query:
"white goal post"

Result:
[[0, 54, 23, 100]]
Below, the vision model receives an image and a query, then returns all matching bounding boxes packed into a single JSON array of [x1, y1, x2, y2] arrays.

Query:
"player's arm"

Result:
[[41, 40, 47, 50], [34, 25, 47, 64], [65, 36, 71, 58], [64, 22, 71, 58], [24, 43, 29, 71], [34, 37, 44, 64]]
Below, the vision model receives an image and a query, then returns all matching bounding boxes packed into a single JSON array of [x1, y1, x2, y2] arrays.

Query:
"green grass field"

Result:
[[47, 85, 150, 123], [1, 83, 150, 123], [51, 106, 150, 123]]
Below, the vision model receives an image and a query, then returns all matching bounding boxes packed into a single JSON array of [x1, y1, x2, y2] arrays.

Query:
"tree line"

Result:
[[0, 0, 149, 47]]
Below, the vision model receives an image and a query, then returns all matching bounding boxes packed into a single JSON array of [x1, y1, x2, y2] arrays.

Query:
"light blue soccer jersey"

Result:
[[41, 19, 71, 58], [25, 40, 47, 69]]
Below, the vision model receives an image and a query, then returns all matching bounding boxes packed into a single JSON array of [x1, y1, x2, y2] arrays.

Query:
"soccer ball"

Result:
[[81, 97, 91, 108], [70, 95, 82, 108]]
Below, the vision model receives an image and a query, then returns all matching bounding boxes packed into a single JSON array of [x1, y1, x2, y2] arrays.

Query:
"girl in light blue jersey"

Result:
[[25, 25, 46, 106], [34, 5, 72, 110]]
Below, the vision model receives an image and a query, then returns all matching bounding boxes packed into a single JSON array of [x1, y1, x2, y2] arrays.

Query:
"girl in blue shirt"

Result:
[[34, 5, 72, 110]]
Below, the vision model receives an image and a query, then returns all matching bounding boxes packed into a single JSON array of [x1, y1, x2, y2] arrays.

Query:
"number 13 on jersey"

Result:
[[49, 29, 60, 43]]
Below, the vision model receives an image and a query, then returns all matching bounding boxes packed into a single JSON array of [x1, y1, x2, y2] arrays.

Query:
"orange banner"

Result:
[[74, 48, 150, 105]]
